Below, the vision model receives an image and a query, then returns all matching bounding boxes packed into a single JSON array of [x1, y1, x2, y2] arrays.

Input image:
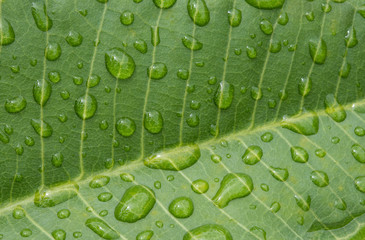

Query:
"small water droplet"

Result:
[[270, 167, 288, 182], [186, 113, 200, 127], [270, 202, 281, 213], [278, 12, 289, 25], [120, 11, 134, 26], [246, 46, 257, 59], [298, 77, 312, 96], [12, 206, 25, 219], [45, 42, 62, 61], [169, 197, 194, 218], [260, 132, 273, 142], [148, 62, 167, 80], [290, 146, 309, 163], [34, 185, 78, 207], [5, 96, 27, 113], [310, 170, 329, 187], [183, 224, 232, 240], [136, 230, 154, 240], [345, 27, 358, 48], [0, 19, 15, 45], [281, 110, 319, 135], [355, 176, 365, 193], [242, 145, 262, 165], [52, 229, 66, 240], [20, 229, 32, 238], [98, 192, 113, 202], [134, 39, 147, 54], [260, 19, 273, 35], [191, 179, 209, 194], [116, 117, 136, 137], [57, 209, 71, 219], [354, 127, 365, 136], [51, 152, 64, 167], [182, 35, 203, 50]]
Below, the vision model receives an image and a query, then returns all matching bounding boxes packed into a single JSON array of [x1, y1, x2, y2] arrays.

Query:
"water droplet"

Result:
[[354, 127, 365, 136], [74, 94, 97, 120], [334, 198, 347, 211], [269, 39, 282, 53], [89, 176, 110, 188], [144, 144, 200, 170], [45, 42, 62, 61], [324, 94, 346, 122], [65, 30, 83, 47], [134, 39, 147, 54], [298, 77, 312, 96], [246, 46, 257, 59], [105, 48, 135, 80], [228, 8, 242, 27], [114, 185, 156, 223], [52, 229, 66, 240], [260, 183, 269, 192], [186, 113, 200, 127], [150, 26, 160, 46], [305, 11, 315, 21], [270, 202, 281, 213], [60, 90, 70, 100], [24, 136, 35, 146], [190, 100, 201, 110], [339, 61, 351, 78], [34, 185, 78, 207], [182, 35, 203, 50], [33, 80, 52, 106], [245, 0, 285, 9], [278, 12, 289, 25], [309, 38, 327, 64], [73, 232, 82, 238], [281, 110, 319, 135], [315, 149, 326, 158], [260, 132, 273, 142], [31, 119, 52, 137], [57, 209, 71, 219], [214, 81, 234, 109], [251, 86, 262, 100], [120, 11, 134, 26], [116, 117, 136, 137], [120, 173, 135, 182], [153, 0, 176, 8], [345, 27, 358, 48], [268, 99, 276, 108], [20, 229, 32, 238], [358, 5, 365, 18], [351, 144, 365, 163], [310, 170, 329, 187], [212, 173, 253, 208], [144, 110, 163, 134], [242, 145, 262, 165], [31, 2, 53, 31], [136, 230, 154, 240], [0, 19, 15, 45], [85, 218, 119, 239], [234, 48, 242, 55], [51, 152, 64, 167], [270, 167, 288, 182], [5, 96, 27, 113], [321, 3, 332, 12], [355, 176, 365, 193], [294, 195, 311, 211], [290, 146, 309, 163], [154, 181, 161, 189], [48, 71, 60, 84], [210, 154, 222, 163], [183, 224, 232, 240], [87, 74, 101, 88], [191, 179, 209, 194], [260, 19, 273, 35], [98, 192, 113, 202], [12, 206, 25, 219], [169, 197, 194, 218], [148, 62, 167, 80], [187, 0, 210, 26]]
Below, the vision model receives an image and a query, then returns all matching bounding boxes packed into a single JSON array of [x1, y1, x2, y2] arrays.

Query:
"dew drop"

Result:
[[298, 77, 312, 96], [186, 113, 200, 127], [187, 0, 210, 26], [51, 152, 64, 167], [251, 86, 262, 100], [120, 173, 135, 182], [278, 12, 289, 25], [150, 26, 160, 46], [52, 229, 66, 240], [345, 27, 358, 48], [182, 35, 203, 50], [34, 185, 78, 207], [98, 192, 113, 202], [12, 206, 25, 219], [214, 81, 234, 109], [260, 132, 273, 142], [177, 69, 189, 80], [355, 176, 365, 193], [270, 202, 281, 213], [242, 145, 262, 165], [120, 11, 134, 26], [281, 110, 319, 135], [0, 19, 15, 45], [85, 218, 119, 239], [183, 224, 232, 240], [334, 198, 347, 211], [169, 197, 194, 218], [31, 2, 53, 32], [354, 127, 365, 136], [105, 48, 135, 80], [246, 46, 257, 59], [148, 62, 167, 80], [290, 146, 309, 163], [153, 0, 176, 8], [315, 149, 326, 158], [245, 0, 285, 9], [260, 19, 273, 35], [144, 110, 163, 134], [270, 167, 288, 182], [228, 8, 242, 27], [33, 80, 52, 106], [294, 195, 311, 211], [136, 230, 154, 240], [134, 39, 147, 54], [305, 11, 315, 21], [324, 94, 346, 122], [65, 30, 83, 46], [308, 38, 327, 64], [45, 43, 62, 61], [25, 136, 35, 146], [74, 94, 97, 120], [351, 144, 365, 163], [269, 39, 282, 53], [310, 170, 329, 187], [20, 229, 32, 238], [116, 117, 136, 137], [89, 176, 110, 188], [31, 119, 53, 137], [5, 96, 27, 113], [339, 61, 351, 78], [191, 179, 209, 194]]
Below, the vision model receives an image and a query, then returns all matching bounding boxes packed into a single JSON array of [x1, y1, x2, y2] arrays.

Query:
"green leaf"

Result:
[[0, 0, 365, 239]]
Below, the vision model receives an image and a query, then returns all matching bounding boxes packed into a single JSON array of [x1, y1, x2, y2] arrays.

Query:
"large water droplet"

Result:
[[66, 30, 83, 47], [148, 62, 167, 80], [351, 144, 365, 163], [144, 110, 163, 134], [0, 19, 15, 45], [212, 173, 253, 208], [116, 117, 136, 137], [242, 145, 262, 165], [191, 179, 209, 194], [270, 167, 288, 182], [136, 230, 154, 240], [310, 170, 329, 187], [214, 81, 234, 109], [89, 176, 110, 188], [168, 197, 194, 218], [105, 48, 135, 80], [182, 35, 203, 50], [153, 0, 177, 8], [355, 176, 365, 193], [85, 218, 119, 239], [324, 94, 346, 122], [31, 119, 53, 137], [114, 185, 156, 223], [298, 77, 312, 96], [281, 110, 319, 135], [33, 80, 52, 106], [245, 0, 285, 9], [309, 38, 327, 64], [345, 27, 358, 48], [183, 224, 232, 240], [120, 11, 134, 26], [45, 43, 62, 61], [228, 8, 242, 27], [187, 0, 210, 27], [74, 94, 97, 120], [290, 146, 308, 163], [294, 194, 311, 211], [34, 184, 78, 207], [144, 144, 200, 170], [5, 96, 27, 113], [31, 2, 53, 32]]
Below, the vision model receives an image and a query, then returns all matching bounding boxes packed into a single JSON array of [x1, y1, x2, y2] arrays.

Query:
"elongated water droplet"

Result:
[[187, 0, 210, 27], [33, 80, 52, 106], [5, 96, 27, 113], [191, 179, 209, 194], [153, 0, 176, 8], [52, 229, 66, 240], [34, 184, 78, 207], [114, 185, 156, 223], [31, 119, 52, 137], [298, 77, 312, 96], [309, 38, 327, 64], [148, 62, 167, 80], [89, 176, 110, 188], [116, 117, 136, 137], [66, 30, 83, 46], [183, 224, 232, 240], [294, 195, 311, 211], [281, 110, 319, 135], [151, 26, 160, 46], [345, 27, 358, 48], [144, 110, 163, 134], [212, 173, 253, 208], [74, 94, 97, 120], [270, 167, 288, 182], [105, 48, 135, 80], [228, 8, 242, 27], [245, 0, 285, 9], [45, 43, 61, 61], [182, 35, 203, 50], [310, 170, 329, 187], [85, 218, 119, 239], [31, 2, 53, 31], [134, 39, 147, 54], [351, 144, 365, 163], [260, 19, 273, 35], [186, 113, 200, 127], [0, 19, 15, 45], [169, 197, 194, 218], [242, 145, 262, 165], [339, 62, 351, 78], [144, 144, 200, 170], [355, 176, 365, 193], [290, 146, 308, 163], [214, 81, 234, 109], [324, 94, 346, 122]]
